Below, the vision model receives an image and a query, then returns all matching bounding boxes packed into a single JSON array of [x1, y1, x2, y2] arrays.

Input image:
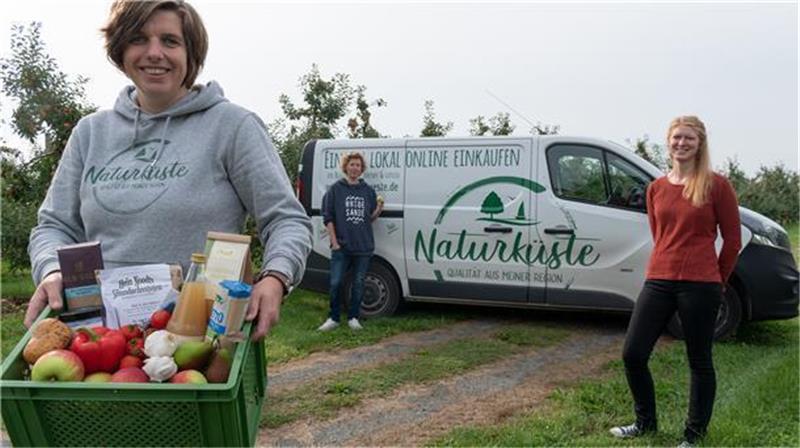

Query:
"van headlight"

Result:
[[741, 210, 792, 251], [750, 230, 788, 249]]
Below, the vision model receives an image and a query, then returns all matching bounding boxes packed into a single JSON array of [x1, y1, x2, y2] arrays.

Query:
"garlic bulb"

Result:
[[142, 356, 178, 382], [144, 330, 178, 357]]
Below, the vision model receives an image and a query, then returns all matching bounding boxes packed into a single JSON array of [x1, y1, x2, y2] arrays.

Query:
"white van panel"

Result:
[[402, 138, 537, 303]]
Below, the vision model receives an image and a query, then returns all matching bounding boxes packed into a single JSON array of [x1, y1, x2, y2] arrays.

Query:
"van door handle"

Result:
[[484, 226, 512, 234], [544, 227, 575, 235]]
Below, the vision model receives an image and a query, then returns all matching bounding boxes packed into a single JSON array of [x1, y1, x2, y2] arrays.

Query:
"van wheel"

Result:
[[666, 284, 742, 340], [344, 261, 402, 318]]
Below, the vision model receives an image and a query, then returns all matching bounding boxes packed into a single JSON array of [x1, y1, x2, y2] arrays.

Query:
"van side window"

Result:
[[547, 144, 651, 212], [547, 145, 608, 205], [605, 152, 650, 211]]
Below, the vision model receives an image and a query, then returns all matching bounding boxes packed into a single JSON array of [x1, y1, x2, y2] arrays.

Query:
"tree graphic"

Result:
[[516, 203, 526, 220], [480, 191, 504, 219]]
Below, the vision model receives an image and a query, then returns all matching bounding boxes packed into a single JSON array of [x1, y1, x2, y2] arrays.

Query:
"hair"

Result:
[[667, 115, 713, 207], [340, 152, 367, 175], [101, 0, 208, 88]]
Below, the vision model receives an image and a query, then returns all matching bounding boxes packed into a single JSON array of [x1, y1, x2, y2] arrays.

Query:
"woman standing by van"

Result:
[[318, 152, 383, 331], [610, 116, 741, 446]]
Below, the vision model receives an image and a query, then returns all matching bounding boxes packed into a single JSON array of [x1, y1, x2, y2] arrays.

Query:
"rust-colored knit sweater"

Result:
[[645, 173, 741, 283]]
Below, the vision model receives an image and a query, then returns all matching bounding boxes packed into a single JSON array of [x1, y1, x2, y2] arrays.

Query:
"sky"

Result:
[[1, 0, 797, 175]]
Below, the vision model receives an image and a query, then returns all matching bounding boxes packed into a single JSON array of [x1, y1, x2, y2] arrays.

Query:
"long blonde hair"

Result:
[[667, 116, 712, 207]]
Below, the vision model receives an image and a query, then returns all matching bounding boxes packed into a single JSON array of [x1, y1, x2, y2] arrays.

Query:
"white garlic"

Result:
[[144, 330, 178, 357], [142, 356, 178, 382]]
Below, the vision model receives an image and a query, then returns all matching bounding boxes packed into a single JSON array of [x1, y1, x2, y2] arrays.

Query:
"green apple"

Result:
[[31, 349, 85, 382]]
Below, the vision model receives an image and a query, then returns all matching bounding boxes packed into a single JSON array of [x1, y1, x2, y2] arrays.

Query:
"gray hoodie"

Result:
[[29, 81, 312, 286]]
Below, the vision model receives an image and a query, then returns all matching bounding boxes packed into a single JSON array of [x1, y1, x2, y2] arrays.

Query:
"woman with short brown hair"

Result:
[[26, 0, 312, 341]]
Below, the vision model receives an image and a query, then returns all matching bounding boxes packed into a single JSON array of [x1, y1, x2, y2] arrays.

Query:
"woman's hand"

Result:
[[371, 200, 384, 222], [245, 275, 284, 341], [24, 271, 64, 328]]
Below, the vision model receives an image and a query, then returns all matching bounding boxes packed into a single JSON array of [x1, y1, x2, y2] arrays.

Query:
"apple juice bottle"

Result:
[[167, 253, 210, 341]]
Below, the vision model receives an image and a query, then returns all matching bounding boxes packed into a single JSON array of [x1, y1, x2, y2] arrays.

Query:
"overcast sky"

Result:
[[2, 0, 797, 175]]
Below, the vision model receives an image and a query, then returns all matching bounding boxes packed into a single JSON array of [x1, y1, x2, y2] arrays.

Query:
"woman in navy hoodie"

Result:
[[318, 152, 384, 331]]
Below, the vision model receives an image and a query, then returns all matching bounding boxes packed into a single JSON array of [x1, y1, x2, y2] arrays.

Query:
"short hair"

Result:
[[102, 0, 208, 88], [340, 152, 367, 175]]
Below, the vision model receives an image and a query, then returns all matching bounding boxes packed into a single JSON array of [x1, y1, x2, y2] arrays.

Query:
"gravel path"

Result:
[[259, 319, 627, 447]]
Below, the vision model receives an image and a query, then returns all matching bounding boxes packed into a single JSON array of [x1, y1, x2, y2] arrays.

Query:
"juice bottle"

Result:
[[167, 253, 209, 340]]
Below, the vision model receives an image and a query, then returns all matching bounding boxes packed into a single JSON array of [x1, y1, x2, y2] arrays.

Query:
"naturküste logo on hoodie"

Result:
[[85, 139, 189, 214]]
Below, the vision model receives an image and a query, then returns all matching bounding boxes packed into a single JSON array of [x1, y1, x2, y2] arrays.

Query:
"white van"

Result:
[[297, 136, 798, 339]]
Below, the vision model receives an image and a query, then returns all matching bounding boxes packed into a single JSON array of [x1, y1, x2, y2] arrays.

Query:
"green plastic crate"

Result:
[[1, 308, 267, 447]]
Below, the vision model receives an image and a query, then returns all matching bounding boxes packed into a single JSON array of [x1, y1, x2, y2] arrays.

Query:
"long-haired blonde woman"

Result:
[[610, 116, 741, 446]]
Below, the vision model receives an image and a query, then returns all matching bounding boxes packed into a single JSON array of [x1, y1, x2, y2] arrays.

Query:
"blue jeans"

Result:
[[329, 250, 372, 322]]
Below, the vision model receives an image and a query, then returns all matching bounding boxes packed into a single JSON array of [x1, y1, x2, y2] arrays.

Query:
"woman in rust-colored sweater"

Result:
[[610, 116, 741, 447]]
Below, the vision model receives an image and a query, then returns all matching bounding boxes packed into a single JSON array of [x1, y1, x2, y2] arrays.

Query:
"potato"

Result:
[[23, 318, 73, 365], [23, 334, 67, 365], [32, 318, 72, 347]]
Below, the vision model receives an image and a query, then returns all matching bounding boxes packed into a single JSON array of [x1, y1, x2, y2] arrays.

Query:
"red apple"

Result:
[[170, 369, 208, 384], [31, 349, 85, 382], [110, 367, 149, 383], [84, 372, 113, 382], [119, 355, 144, 369]]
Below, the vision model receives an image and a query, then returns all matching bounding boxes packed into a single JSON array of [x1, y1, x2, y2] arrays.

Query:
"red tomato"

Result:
[[150, 310, 171, 330], [119, 324, 143, 341], [127, 337, 145, 359]]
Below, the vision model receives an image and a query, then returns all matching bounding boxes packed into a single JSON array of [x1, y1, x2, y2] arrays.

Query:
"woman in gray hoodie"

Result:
[[24, 0, 312, 341]]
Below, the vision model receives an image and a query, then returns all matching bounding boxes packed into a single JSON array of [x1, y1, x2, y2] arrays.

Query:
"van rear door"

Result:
[[403, 137, 541, 304]]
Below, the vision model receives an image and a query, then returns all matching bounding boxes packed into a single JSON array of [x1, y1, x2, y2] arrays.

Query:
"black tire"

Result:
[[666, 284, 742, 340], [343, 261, 402, 318]]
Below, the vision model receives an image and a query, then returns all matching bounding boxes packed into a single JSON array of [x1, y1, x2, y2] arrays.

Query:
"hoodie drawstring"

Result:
[[132, 109, 141, 150], [149, 115, 172, 167]]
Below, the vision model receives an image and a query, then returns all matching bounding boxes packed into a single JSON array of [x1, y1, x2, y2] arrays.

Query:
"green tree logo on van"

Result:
[[434, 176, 545, 224], [478, 190, 537, 226], [480, 191, 503, 219]]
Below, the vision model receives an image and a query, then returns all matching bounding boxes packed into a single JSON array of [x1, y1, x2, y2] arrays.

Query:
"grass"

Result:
[[262, 323, 571, 428], [0, 310, 26, 362], [432, 318, 799, 447], [787, 221, 799, 260], [0, 260, 35, 300], [0, 260, 31, 361], [266, 289, 481, 364]]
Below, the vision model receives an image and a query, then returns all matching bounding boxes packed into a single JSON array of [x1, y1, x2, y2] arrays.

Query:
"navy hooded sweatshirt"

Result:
[[322, 178, 378, 254]]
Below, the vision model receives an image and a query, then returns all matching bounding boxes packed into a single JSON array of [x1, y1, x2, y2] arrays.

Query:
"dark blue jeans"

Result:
[[622, 279, 722, 442], [329, 250, 372, 322]]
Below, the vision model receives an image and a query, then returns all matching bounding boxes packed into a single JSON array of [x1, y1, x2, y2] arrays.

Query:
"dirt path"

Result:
[[259, 319, 627, 447], [268, 319, 506, 392]]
